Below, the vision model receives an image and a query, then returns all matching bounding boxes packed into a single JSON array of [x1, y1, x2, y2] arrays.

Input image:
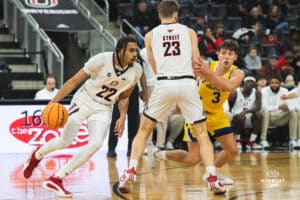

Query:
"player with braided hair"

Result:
[[22, 35, 143, 198]]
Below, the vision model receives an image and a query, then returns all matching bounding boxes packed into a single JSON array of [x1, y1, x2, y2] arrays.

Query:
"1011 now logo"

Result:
[[9, 109, 89, 148]]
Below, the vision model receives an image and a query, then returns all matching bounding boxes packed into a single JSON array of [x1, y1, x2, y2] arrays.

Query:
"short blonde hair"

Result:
[[158, 0, 179, 18]]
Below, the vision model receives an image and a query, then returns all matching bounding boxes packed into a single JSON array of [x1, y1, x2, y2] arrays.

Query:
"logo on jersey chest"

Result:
[[110, 81, 119, 86], [205, 82, 220, 91], [107, 71, 128, 81]]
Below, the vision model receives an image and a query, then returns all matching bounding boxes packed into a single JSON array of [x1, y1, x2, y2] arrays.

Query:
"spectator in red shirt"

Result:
[[262, 29, 280, 47], [198, 26, 223, 60], [275, 51, 295, 81]]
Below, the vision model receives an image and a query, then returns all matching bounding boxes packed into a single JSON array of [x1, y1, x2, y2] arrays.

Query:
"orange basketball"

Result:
[[42, 103, 68, 128]]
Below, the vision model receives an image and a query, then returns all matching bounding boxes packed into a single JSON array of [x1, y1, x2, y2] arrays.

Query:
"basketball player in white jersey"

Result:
[[230, 76, 263, 149], [281, 86, 300, 100], [22, 35, 143, 198], [119, 0, 225, 194]]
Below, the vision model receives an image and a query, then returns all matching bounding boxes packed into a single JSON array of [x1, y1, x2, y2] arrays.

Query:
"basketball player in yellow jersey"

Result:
[[150, 39, 244, 184]]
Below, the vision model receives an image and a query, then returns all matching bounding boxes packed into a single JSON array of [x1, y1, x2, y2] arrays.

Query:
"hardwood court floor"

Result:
[[0, 150, 299, 200]]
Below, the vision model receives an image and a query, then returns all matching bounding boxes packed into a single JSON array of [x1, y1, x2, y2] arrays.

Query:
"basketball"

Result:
[[42, 103, 68, 128]]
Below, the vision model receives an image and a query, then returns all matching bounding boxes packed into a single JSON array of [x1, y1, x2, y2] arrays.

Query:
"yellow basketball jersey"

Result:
[[199, 60, 237, 113]]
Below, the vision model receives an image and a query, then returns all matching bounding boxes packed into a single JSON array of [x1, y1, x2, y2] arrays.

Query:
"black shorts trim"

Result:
[[213, 127, 233, 137], [68, 108, 79, 116], [143, 111, 157, 123], [157, 75, 195, 80], [192, 118, 207, 124]]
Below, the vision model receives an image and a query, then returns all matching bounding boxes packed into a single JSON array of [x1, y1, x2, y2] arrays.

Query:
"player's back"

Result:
[[152, 23, 193, 77]]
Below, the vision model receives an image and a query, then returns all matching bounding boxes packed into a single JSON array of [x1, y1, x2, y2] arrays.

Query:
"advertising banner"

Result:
[[0, 104, 128, 154], [20, 0, 95, 32]]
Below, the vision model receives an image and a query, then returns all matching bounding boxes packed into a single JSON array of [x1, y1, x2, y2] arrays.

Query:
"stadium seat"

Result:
[[260, 44, 279, 58], [226, 17, 242, 31], [210, 3, 227, 18]]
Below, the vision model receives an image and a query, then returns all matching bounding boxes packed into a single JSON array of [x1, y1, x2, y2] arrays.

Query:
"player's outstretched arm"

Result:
[[50, 69, 89, 103], [197, 57, 245, 92]]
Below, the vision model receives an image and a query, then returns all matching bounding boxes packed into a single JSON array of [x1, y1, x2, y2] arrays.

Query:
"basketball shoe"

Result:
[[147, 145, 161, 176], [22, 146, 42, 179], [42, 176, 72, 198], [246, 141, 263, 150], [205, 173, 226, 194], [203, 171, 233, 185], [118, 168, 137, 193], [216, 172, 234, 185]]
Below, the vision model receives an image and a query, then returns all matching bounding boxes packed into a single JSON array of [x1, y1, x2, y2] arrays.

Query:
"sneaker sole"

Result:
[[118, 181, 133, 193], [202, 178, 233, 185], [42, 181, 73, 198], [208, 182, 226, 194], [213, 188, 226, 194]]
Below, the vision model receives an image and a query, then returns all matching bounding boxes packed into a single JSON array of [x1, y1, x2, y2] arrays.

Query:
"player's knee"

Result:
[[58, 139, 72, 149], [226, 146, 239, 157], [138, 117, 156, 137], [89, 141, 103, 152]]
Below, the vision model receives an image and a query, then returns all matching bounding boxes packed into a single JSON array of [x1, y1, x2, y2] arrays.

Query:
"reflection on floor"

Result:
[[0, 150, 300, 200]]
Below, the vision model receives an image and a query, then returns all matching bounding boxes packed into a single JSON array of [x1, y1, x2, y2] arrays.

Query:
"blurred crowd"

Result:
[[97, 0, 300, 152]]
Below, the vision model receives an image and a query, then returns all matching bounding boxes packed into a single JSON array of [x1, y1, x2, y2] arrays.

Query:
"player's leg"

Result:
[[248, 112, 263, 149], [107, 104, 120, 157], [212, 112, 238, 169], [150, 123, 201, 169], [22, 101, 85, 180], [214, 133, 238, 168], [231, 114, 246, 148], [166, 113, 185, 150], [260, 111, 271, 148], [164, 142, 200, 164], [127, 85, 140, 156], [178, 79, 225, 194], [42, 110, 111, 198], [191, 122, 226, 194], [119, 80, 175, 193], [118, 115, 156, 193]]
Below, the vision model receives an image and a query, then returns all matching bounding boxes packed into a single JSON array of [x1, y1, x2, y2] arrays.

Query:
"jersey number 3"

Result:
[[212, 91, 221, 103], [163, 41, 181, 57], [96, 85, 117, 101]]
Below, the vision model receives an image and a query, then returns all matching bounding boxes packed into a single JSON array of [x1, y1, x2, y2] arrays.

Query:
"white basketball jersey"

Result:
[[231, 88, 257, 115], [79, 52, 143, 105], [151, 23, 194, 76]]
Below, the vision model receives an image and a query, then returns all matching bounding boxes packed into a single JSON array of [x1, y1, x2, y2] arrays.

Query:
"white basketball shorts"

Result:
[[144, 77, 206, 124]]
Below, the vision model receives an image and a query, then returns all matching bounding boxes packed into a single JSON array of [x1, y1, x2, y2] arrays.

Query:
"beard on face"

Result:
[[270, 86, 280, 93]]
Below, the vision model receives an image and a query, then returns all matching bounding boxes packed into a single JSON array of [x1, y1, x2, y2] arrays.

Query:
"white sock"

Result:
[[249, 133, 257, 142], [35, 150, 43, 160], [55, 171, 69, 179], [154, 150, 167, 161], [129, 159, 139, 170], [206, 166, 216, 175]]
